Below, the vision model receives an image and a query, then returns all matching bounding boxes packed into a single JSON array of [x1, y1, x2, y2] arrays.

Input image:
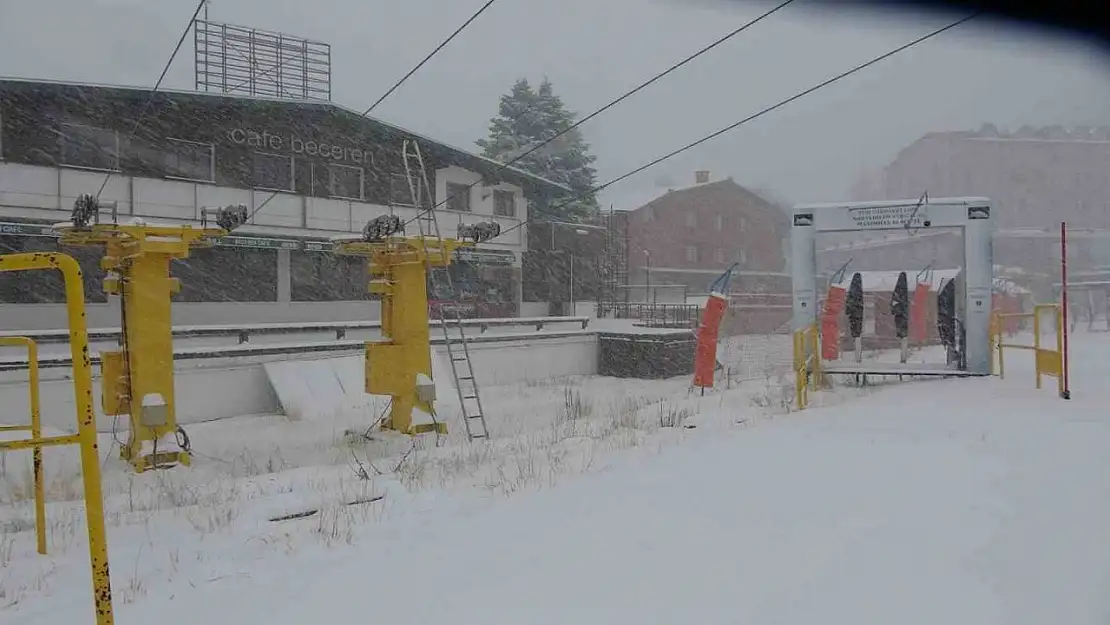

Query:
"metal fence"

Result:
[[595, 301, 701, 328]]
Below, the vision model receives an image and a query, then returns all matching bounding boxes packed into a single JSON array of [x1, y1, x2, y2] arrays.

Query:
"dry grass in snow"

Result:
[[0, 365, 881, 615]]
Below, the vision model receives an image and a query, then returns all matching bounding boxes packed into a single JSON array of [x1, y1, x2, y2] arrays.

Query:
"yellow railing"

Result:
[[0, 336, 45, 555], [992, 303, 1067, 397], [792, 324, 821, 410], [0, 253, 114, 625]]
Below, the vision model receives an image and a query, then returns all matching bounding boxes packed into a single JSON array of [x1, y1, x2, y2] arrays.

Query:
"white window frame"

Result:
[[445, 181, 472, 213], [59, 122, 121, 172], [327, 163, 364, 201], [164, 137, 216, 183], [685, 246, 698, 263], [685, 213, 696, 228], [493, 189, 516, 217], [738, 249, 747, 264], [715, 214, 724, 231], [714, 248, 725, 264], [252, 151, 294, 193]]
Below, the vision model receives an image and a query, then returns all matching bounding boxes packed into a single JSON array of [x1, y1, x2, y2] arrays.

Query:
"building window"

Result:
[[390, 173, 422, 206], [493, 189, 515, 217], [164, 138, 215, 182], [327, 164, 364, 200], [446, 182, 471, 212], [714, 248, 725, 264], [60, 123, 119, 170], [715, 214, 724, 231], [737, 249, 747, 264], [739, 216, 747, 230], [685, 213, 696, 228], [253, 152, 293, 192], [174, 247, 277, 302], [685, 246, 698, 263]]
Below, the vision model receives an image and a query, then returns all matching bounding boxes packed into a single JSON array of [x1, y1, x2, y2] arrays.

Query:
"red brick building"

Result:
[[623, 171, 789, 297]]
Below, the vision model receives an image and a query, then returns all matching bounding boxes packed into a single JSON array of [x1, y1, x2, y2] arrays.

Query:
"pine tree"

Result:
[[477, 78, 599, 222]]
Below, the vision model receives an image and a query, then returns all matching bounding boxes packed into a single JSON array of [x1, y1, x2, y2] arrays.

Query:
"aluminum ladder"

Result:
[[402, 139, 490, 442]]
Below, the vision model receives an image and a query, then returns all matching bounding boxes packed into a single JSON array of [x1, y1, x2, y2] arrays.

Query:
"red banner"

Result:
[[693, 292, 729, 388], [820, 285, 847, 361], [910, 283, 930, 344]]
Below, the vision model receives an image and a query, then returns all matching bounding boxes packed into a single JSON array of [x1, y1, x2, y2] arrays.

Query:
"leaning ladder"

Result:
[[402, 139, 490, 441]]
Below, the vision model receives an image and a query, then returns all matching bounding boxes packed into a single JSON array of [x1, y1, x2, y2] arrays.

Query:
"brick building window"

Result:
[[685, 246, 698, 263], [686, 213, 696, 228]]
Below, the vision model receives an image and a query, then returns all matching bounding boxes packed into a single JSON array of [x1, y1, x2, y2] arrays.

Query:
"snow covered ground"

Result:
[[2, 331, 1109, 624]]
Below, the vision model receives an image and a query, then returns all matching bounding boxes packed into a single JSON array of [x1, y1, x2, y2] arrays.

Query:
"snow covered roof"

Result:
[[0, 76, 572, 195], [624, 178, 776, 214]]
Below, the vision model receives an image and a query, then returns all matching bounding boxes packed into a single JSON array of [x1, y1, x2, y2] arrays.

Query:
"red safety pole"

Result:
[[1060, 221, 1071, 399]]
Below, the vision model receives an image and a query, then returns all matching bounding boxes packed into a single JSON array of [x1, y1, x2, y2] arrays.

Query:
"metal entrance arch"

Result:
[[791, 196, 995, 376]]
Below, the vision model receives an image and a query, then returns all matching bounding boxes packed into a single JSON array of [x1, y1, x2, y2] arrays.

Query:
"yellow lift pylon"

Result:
[[54, 195, 246, 472], [333, 215, 501, 436]]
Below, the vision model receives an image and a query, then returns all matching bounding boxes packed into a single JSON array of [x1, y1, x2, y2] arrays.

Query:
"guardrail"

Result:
[[0, 336, 46, 555], [991, 304, 1069, 398], [0, 327, 595, 372], [596, 302, 699, 328], [0, 315, 591, 345]]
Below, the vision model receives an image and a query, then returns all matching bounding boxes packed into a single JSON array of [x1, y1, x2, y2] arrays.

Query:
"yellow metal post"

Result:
[[991, 312, 1006, 379], [56, 222, 224, 472], [808, 324, 821, 390], [0, 336, 45, 554], [1033, 308, 1042, 390], [0, 252, 113, 625], [793, 330, 805, 409], [335, 236, 467, 434]]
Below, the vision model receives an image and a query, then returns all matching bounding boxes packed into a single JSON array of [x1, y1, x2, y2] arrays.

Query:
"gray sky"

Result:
[[3, 0, 1109, 209]]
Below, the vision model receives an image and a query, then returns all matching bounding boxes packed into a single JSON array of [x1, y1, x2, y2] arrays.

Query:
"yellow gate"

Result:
[[0, 252, 114, 625]]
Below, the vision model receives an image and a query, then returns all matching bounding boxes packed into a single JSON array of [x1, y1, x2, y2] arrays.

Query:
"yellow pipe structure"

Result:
[[792, 324, 820, 410], [0, 336, 45, 555], [334, 235, 468, 434], [991, 304, 1066, 396], [0, 252, 114, 625], [56, 222, 225, 472]]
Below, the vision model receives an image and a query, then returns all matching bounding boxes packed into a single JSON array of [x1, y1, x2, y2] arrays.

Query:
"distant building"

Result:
[[0, 78, 570, 326], [874, 125, 1110, 230], [833, 125, 1110, 282], [621, 170, 790, 298]]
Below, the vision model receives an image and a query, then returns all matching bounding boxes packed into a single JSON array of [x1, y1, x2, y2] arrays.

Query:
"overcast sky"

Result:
[[3, 0, 1109, 210]]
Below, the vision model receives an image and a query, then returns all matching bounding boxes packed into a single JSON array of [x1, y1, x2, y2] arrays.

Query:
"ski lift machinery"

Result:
[[791, 196, 995, 378]]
